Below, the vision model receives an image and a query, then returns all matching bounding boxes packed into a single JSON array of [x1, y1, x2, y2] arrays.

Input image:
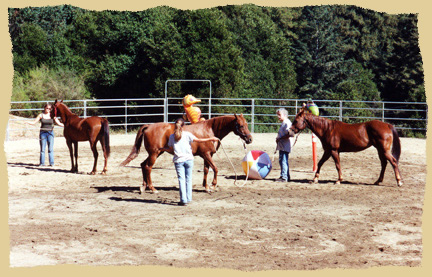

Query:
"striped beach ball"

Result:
[[242, 150, 272, 180]]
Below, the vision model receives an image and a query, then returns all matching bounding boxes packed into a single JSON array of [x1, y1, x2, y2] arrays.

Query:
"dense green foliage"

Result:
[[8, 4, 424, 104]]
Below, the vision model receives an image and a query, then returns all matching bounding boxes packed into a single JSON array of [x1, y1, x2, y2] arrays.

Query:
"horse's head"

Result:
[[288, 107, 309, 137], [233, 114, 253, 144], [50, 99, 63, 119]]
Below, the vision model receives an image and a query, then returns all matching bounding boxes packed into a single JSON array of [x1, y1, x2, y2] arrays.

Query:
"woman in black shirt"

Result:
[[27, 103, 64, 166]]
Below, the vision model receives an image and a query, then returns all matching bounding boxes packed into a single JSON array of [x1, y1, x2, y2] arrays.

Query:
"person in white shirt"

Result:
[[275, 108, 292, 182], [163, 118, 219, 206]]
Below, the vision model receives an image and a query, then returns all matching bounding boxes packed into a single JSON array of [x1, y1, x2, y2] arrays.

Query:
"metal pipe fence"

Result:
[[7, 98, 427, 141]]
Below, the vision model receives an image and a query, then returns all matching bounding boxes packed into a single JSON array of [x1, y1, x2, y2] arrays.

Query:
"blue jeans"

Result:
[[40, 131, 54, 166], [279, 151, 290, 181], [174, 160, 194, 204]]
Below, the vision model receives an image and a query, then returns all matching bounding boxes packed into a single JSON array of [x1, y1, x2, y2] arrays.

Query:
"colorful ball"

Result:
[[242, 150, 272, 180]]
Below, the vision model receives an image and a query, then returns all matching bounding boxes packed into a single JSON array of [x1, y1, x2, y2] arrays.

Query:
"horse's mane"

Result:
[[201, 115, 235, 136], [305, 112, 334, 134], [56, 102, 74, 115], [54, 101, 81, 123]]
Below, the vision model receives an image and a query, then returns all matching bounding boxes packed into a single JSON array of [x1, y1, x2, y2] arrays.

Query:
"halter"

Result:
[[234, 121, 250, 142]]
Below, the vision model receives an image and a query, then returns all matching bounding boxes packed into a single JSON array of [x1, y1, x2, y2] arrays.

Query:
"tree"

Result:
[[179, 8, 245, 99], [220, 4, 297, 99]]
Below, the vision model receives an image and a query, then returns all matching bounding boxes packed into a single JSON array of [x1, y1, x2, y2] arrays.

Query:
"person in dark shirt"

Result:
[[27, 103, 64, 166]]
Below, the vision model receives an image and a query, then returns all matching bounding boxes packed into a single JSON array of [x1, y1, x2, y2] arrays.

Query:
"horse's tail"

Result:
[[120, 124, 149, 166], [102, 119, 111, 158], [391, 125, 401, 163]]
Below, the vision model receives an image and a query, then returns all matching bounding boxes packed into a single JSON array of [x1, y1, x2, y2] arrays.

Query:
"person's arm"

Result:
[[160, 145, 172, 152], [54, 117, 64, 127], [276, 121, 292, 142], [26, 114, 42, 125], [193, 137, 219, 143], [276, 133, 291, 142]]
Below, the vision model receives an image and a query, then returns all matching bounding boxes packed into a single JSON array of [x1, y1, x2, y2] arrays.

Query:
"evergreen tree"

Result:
[[220, 5, 297, 99]]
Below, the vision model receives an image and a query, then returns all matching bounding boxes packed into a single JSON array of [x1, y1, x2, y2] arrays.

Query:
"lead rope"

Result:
[[272, 130, 302, 162], [237, 139, 250, 187], [220, 132, 304, 188], [216, 138, 250, 187]]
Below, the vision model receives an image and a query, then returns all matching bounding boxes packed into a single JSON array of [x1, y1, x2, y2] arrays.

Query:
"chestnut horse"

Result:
[[51, 100, 110, 174], [288, 107, 402, 186], [120, 114, 253, 193]]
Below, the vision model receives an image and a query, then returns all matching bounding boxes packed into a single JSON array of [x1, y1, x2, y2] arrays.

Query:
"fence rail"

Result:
[[7, 98, 427, 141]]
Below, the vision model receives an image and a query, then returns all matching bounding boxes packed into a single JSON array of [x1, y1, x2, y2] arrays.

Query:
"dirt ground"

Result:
[[6, 130, 425, 270]]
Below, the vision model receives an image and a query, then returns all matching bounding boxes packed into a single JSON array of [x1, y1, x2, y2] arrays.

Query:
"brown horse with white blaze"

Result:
[[51, 100, 110, 174], [120, 114, 253, 194], [288, 107, 402, 186]]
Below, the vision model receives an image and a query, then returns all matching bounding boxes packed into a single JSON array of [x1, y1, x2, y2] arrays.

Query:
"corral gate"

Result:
[[164, 79, 212, 122]]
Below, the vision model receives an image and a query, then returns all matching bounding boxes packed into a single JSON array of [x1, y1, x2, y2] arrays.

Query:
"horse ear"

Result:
[[54, 99, 58, 104], [301, 105, 308, 112]]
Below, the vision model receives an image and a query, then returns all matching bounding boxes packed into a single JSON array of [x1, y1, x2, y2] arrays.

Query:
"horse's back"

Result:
[[365, 120, 395, 144], [64, 116, 106, 141], [184, 120, 214, 137], [143, 123, 174, 150]]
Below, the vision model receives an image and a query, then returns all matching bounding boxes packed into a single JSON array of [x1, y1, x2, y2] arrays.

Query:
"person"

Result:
[[27, 103, 64, 166], [161, 118, 219, 206], [275, 108, 292, 182], [306, 99, 319, 116]]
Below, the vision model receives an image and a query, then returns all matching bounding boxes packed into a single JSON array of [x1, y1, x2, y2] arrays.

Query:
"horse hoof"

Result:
[[313, 178, 319, 184], [398, 181, 403, 187], [151, 190, 159, 194], [335, 181, 341, 185]]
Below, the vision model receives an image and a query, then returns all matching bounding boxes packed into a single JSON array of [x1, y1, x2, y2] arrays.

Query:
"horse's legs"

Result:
[[73, 142, 79, 173], [374, 151, 388, 186], [139, 160, 148, 193], [100, 138, 108, 174], [313, 150, 332, 183], [383, 150, 403, 186], [140, 153, 159, 194], [201, 153, 218, 192], [202, 161, 210, 192], [89, 140, 98, 175], [66, 139, 76, 173], [330, 150, 343, 185]]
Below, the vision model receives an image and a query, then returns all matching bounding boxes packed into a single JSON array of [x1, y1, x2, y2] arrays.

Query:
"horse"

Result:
[[51, 100, 111, 175], [120, 114, 253, 194], [288, 107, 402, 186]]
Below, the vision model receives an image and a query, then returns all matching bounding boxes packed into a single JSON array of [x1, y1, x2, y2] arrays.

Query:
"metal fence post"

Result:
[[339, 101, 343, 121], [164, 98, 167, 123], [125, 99, 128, 134], [209, 97, 212, 119], [382, 102, 385, 122], [83, 100, 87, 118], [251, 99, 255, 133]]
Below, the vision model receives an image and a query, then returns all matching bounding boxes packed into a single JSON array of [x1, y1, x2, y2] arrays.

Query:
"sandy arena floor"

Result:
[[6, 132, 426, 270]]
